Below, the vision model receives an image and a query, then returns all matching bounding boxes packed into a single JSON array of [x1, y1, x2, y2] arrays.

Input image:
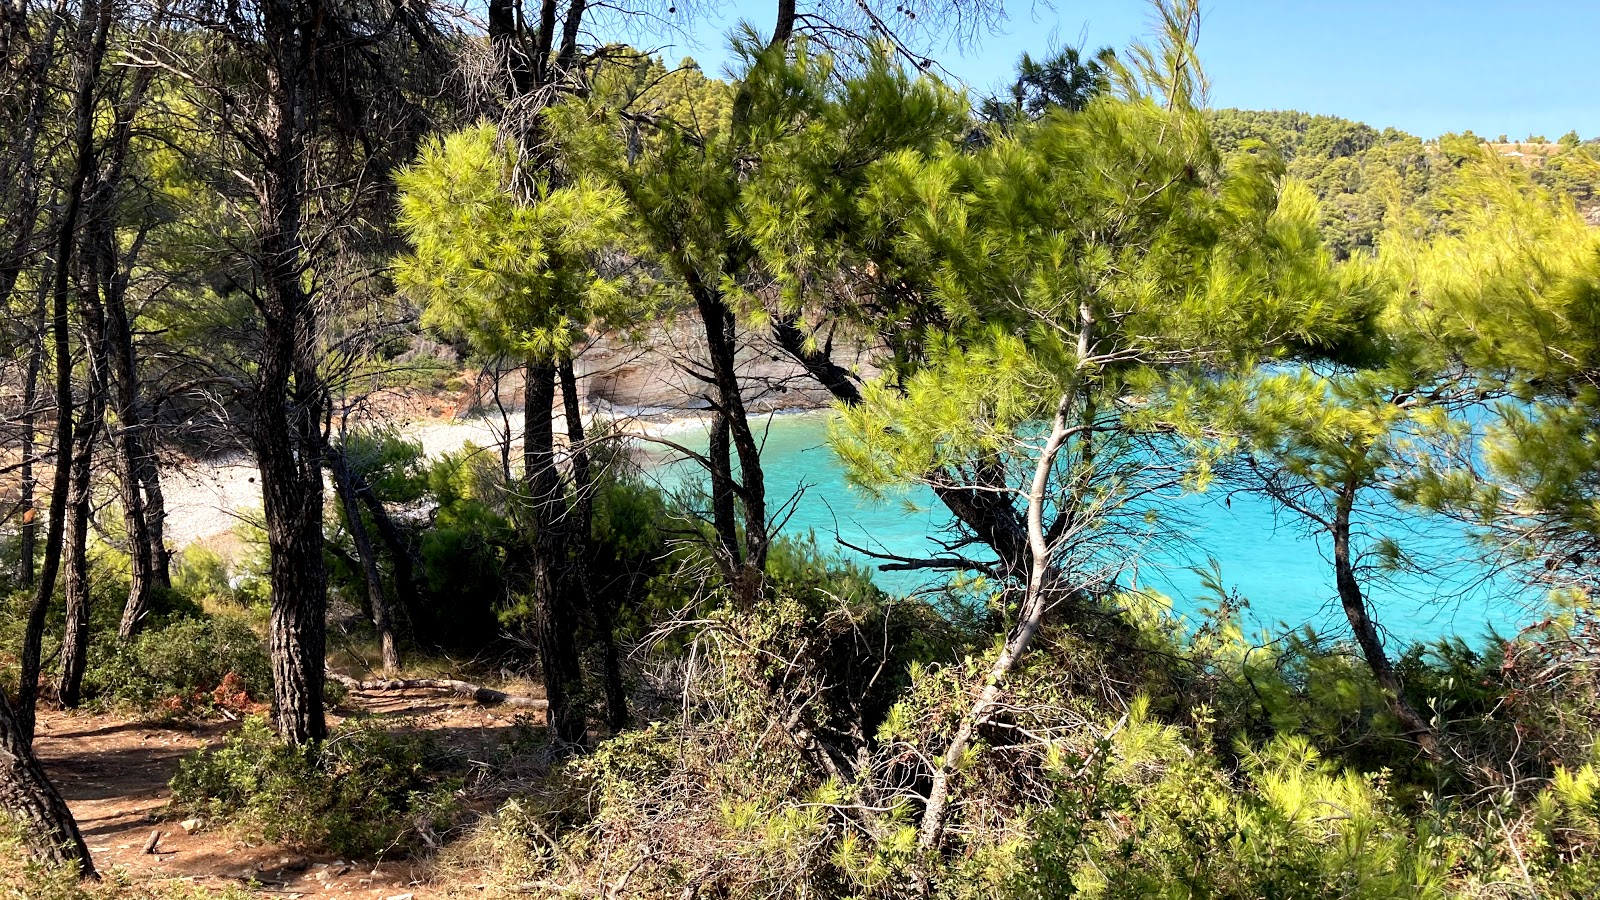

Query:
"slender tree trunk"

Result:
[[3, 6, 67, 590], [330, 447, 399, 673], [692, 283, 768, 604], [19, 0, 110, 745], [104, 253, 156, 638], [772, 316, 1034, 581], [559, 359, 625, 731], [15, 276, 48, 589], [1331, 484, 1440, 759], [525, 359, 584, 743], [138, 440, 170, 589], [96, 5, 163, 619], [85, 143, 157, 641], [0, 0, 65, 312], [0, 691, 95, 878], [58, 350, 105, 709], [916, 394, 1075, 856], [355, 480, 419, 616]]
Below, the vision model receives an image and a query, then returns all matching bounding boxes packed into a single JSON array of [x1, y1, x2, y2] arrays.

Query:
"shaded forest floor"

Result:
[[36, 687, 528, 899]]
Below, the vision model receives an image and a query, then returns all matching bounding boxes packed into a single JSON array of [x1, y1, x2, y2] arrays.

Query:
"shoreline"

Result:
[[159, 403, 834, 548]]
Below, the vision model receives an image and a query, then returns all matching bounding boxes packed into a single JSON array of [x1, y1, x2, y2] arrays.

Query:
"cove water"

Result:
[[638, 411, 1543, 646]]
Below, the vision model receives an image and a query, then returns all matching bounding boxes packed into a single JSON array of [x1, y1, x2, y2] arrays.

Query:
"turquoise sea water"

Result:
[[639, 411, 1543, 645]]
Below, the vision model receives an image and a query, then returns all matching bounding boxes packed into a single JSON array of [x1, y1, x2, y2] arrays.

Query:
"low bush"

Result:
[[169, 715, 463, 859], [85, 614, 270, 716]]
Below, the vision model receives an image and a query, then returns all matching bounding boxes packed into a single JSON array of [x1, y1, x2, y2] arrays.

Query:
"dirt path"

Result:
[[35, 689, 525, 899]]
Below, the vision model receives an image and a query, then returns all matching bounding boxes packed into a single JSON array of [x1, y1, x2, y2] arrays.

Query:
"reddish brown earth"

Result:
[[34, 688, 525, 899]]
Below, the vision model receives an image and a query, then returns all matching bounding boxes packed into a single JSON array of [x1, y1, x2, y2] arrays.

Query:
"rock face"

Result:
[[579, 317, 882, 413], [462, 315, 882, 417]]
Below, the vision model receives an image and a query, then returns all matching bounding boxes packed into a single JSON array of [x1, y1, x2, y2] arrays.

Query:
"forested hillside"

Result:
[[1210, 108, 1600, 257], [4, 1, 1600, 898]]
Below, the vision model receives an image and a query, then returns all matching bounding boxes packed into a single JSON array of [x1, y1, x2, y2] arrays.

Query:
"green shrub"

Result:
[[1011, 699, 1452, 900], [170, 547, 234, 605], [169, 715, 463, 859], [85, 615, 270, 713]]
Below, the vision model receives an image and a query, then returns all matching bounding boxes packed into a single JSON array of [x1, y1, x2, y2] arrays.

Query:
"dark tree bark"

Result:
[[354, 478, 420, 616], [0, 0, 65, 312], [0, 690, 95, 877], [18, 0, 111, 745], [771, 0, 797, 44], [691, 281, 770, 606], [57, 346, 105, 709], [770, 315, 1034, 581], [1331, 483, 1440, 759], [559, 359, 626, 731], [15, 276, 48, 590], [330, 446, 399, 673], [83, 47, 162, 637], [3, 10, 65, 591], [139, 444, 171, 589], [58, 253, 110, 709], [237, 0, 334, 747], [524, 359, 585, 742]]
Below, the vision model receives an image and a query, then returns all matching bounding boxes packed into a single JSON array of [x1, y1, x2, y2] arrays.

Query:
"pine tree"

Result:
[[395, 122, 639, 740]]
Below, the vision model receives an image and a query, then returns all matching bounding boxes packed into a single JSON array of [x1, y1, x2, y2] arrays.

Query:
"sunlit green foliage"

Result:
[[394, 123, 639, 362]]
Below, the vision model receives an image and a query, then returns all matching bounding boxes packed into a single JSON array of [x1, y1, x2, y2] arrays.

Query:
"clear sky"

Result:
[[650, 0, 1599, 140]]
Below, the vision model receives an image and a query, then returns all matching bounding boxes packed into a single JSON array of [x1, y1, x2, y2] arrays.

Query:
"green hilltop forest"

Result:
[[3, 1, 1600, 897]]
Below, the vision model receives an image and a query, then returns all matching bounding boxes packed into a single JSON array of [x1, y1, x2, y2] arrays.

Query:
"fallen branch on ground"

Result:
[[326, 672, 548, 709]]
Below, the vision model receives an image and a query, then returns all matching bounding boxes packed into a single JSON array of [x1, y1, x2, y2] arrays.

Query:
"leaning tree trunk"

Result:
[[104, 244, 158, 638], [330, 447, 399, 673], [0, 690, 95, 878], [690, 278, 769, 605], [1331, 483, 1440, 759], [524, 359, 584, 743], [773, 315, 1034, 582], [356, 481, 420, 618]]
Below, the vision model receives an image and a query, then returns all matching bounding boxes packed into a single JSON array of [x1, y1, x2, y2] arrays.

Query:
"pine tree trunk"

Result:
[[256, 295, 329, 745], [58, 324, 106, 710], [558, 359, 626, 731], [691, 281, 768, 604], [20, 0, 110, 744], [0, 690, 95, 878], [331, 448, 399, 673], [106, 276, 157, 638], [251, 0, 328, 747], [0, 0, 63, 313], [15, 277, 47, 590], [772, 315, 1033, 581], [1331, 484, 1440, 759], [356, 484, 419, 619], [95, 16, 162, 624], [525, 359, 584, 743], [138, 440, 170, 589]]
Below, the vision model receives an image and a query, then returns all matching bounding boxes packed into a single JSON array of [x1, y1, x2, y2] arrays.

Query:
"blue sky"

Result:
[[648, 0, 1599, 140]]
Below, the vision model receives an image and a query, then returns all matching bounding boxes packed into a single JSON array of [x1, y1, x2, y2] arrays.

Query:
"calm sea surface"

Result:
[[639, 411, 1542, 645]]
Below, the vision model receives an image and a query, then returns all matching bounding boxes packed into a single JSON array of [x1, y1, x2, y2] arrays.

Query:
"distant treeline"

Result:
[[1210, 109, 1600, 258]]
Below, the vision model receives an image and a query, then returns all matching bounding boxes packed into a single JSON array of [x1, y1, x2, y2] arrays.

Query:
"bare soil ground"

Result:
[[35, 688, 526, 899]]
